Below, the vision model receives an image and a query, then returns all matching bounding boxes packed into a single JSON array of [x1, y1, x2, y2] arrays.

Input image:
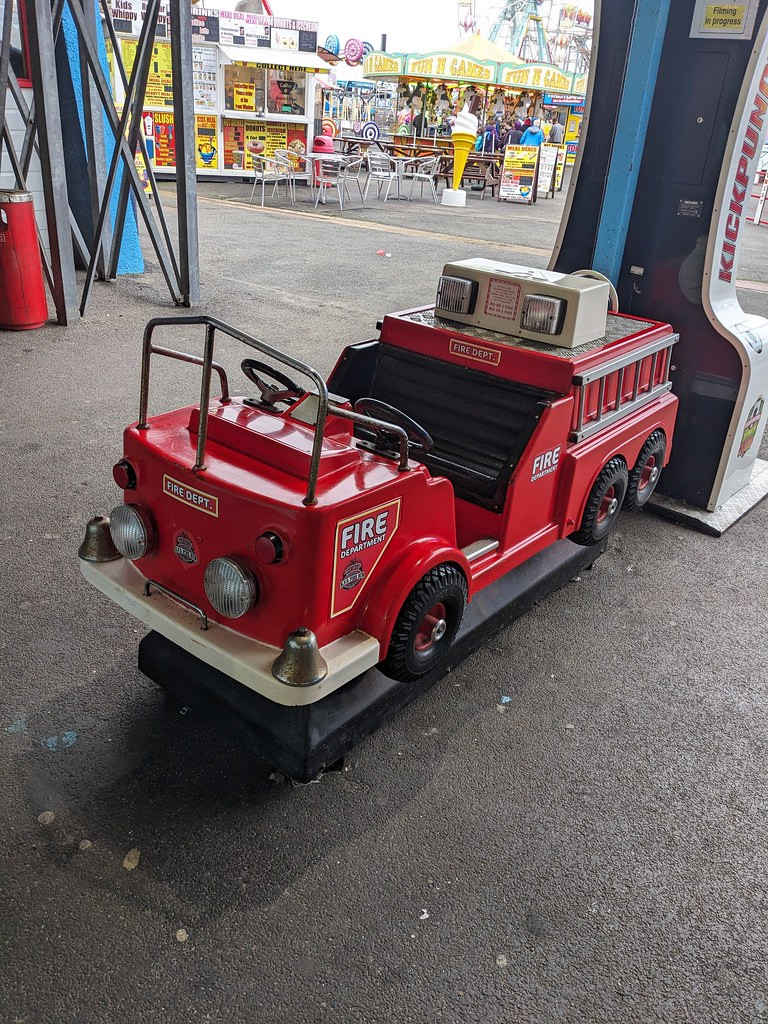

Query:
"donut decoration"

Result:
[[353, 120, 362, 134], [324, 34, 340, 55], [344, 38, 364, 64], [321, 117, 337, 137], [362, 41, 374, 57], [360, 121, 380, 141]]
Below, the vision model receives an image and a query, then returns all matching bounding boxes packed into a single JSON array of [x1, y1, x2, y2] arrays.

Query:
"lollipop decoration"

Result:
[[344, 38, 364, 64], [352, 120, 362, 134], [362, 41, 374, 56], [360, 121, 380, 141], [324, 34, 340, 55], [321, 117, 337, 137]]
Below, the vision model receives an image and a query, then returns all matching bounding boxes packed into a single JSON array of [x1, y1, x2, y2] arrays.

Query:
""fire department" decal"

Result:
[[531, 445, 561, 481], [449, 338, 502, 367], [163, 475, 219, 517], [331, 498, 401, 618]]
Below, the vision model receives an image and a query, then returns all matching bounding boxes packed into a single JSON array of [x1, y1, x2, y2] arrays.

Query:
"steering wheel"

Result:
[[353, 397, 433, 455], [241, 359, 305, 408]]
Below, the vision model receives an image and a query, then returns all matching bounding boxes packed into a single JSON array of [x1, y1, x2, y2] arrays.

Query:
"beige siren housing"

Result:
[[435, 258, 610, 349]]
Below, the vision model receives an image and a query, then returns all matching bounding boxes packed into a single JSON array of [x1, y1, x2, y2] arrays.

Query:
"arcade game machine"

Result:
[[553, 0, 768, 533]]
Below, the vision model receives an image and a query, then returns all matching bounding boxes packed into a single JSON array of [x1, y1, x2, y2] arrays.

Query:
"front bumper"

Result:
[[79, 556, 380, 707]]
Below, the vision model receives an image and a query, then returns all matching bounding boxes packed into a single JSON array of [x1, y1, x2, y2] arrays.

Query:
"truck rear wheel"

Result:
[[384, 564, 467, 682], [570, 457, 628, 546], [625, 431, 666, 510]]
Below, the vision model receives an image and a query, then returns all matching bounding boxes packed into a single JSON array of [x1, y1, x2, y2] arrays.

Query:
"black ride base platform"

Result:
[[139, 537, 608, 782]]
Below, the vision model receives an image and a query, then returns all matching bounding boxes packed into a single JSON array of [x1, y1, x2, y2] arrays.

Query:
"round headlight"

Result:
[[204, 557, 258, 618], [109, 504, 154, 560]]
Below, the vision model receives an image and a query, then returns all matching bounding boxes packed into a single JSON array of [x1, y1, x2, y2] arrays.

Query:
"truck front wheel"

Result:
[[570, 457, 628, 546], [384, 565, 467, 682]]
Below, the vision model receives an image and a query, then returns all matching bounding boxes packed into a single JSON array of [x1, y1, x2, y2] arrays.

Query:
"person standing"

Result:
[[548, 118, 565, 144], [504, 120, 524, 147], [520, 118, 545, 147]]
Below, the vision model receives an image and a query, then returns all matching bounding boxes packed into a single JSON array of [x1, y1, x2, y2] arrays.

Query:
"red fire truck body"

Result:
[[80, 295, 678, 707]]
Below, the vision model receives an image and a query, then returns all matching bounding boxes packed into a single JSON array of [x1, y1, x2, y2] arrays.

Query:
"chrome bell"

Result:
[[272, 627, 328, 686], [78, 515, 121, 562]]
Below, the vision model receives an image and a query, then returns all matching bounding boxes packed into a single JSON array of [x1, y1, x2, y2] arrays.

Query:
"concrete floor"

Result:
[[2, 179, 768, 1024]]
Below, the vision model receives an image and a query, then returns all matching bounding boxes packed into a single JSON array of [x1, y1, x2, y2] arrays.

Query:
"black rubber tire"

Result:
[[383, 564, 467, 682], [625, 431, 666, 511], [570, 457, 628, 546]]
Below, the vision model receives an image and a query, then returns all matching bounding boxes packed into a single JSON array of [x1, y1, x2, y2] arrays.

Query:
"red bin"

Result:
[[0, 190, 48, 330], [311, 135, 336, 187]]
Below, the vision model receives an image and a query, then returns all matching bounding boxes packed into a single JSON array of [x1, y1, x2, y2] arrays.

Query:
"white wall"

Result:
[[1, 87, 51, 258]]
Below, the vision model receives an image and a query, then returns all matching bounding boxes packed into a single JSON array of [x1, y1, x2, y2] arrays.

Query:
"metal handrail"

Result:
[[329, 404, 411, 471], [138, 316, 329, 506]]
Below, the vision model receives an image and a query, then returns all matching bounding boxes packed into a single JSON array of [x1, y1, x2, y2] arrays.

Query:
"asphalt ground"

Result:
[[2, 175, 767, 1024]]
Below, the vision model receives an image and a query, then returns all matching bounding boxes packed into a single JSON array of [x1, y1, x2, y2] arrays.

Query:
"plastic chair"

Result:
[[249, 155, 292, 206], [363, 150, 400, 202], [406, 155, 440, 203], [314, 158, 347, 209]]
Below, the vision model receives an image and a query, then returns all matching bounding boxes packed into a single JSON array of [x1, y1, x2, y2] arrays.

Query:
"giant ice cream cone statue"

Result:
[[442, 106, 478, 207]]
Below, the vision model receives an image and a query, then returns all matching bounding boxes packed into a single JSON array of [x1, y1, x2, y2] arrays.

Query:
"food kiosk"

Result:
[[107, 2, 329, 178]]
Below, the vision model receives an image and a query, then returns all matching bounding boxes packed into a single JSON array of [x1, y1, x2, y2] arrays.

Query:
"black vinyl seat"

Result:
[[368, 346, 556, 511]]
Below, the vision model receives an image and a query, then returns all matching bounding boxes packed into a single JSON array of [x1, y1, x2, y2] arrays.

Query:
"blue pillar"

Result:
[[592, 0, 672, 284], [60, 0, 143, 274]]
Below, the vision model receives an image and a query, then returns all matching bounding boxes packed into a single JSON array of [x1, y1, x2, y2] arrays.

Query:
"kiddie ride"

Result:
[[79, 260, 678, 781]]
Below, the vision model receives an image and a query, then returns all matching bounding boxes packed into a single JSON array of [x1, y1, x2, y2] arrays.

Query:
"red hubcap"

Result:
[[638, 455, 659, 493], [414, 602, 447, 652], [597, 485, 618, 524]]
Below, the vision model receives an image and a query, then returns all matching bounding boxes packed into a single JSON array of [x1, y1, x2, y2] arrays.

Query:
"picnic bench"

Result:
[[437, 152, 502, 199]]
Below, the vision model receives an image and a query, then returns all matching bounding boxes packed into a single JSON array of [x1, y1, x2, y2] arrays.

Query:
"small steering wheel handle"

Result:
[[241, 359, 305, 407], [354, 397, 433, 454]]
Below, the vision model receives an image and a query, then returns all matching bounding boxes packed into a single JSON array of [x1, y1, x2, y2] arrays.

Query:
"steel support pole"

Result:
[[105, 0, 161, 281], [66, 0, 183, 309], [98, 0, 179, 283], [23, 0, 79, 324], [0, 0, 14, 152], [169, 0, 200, 306]]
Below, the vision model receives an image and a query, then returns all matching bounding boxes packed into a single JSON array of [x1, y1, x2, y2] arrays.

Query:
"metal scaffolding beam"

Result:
[[0, 0, 201, 324]]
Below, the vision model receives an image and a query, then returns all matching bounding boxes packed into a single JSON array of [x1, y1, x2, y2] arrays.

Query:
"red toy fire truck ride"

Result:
[[79, 260, 678, 710]]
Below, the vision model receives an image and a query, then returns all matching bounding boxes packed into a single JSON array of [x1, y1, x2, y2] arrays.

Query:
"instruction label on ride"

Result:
[[163, 475, 219, 517], [331, 498, 401, 618], [484, 277, 522, 320]]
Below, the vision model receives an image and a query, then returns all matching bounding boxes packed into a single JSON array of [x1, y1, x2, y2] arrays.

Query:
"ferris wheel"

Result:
[[489, 0, 552, 63], [488, 0, 593, 73]]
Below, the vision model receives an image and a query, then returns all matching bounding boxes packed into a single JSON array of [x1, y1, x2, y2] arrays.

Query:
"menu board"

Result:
[[220, 11, 272, 47], [195, 115, 218, 170], [499, 145, 539, 203], [149, 111, 176, 166], [219, 11, 317, 50], [122, 40, 174, 108], [537, 144, 561, 197], [111, 0, 169, 36], [222, 118, 306, 169], [193, 45, 218, 111], [191, 9, 220, 44], [554, 145, 567, 191], [111, 2, 318, 49]]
